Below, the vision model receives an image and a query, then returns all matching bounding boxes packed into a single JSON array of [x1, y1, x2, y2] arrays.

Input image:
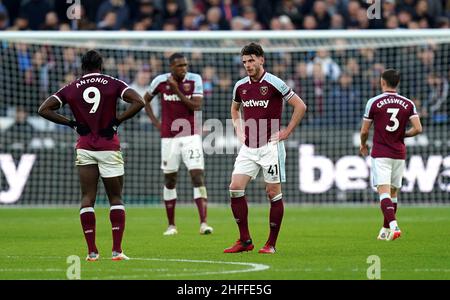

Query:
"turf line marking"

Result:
[[130, 258, 270, 277], [3, 256, 270, 278]]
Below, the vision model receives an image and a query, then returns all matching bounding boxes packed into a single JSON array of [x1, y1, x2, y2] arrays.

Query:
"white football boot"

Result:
[[377, 227, 390, 240], [163, 225, 178, 236], [199, 223, 213, 235]]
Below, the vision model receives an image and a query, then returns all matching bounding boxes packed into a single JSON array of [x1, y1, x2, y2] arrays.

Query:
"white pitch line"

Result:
[[130, 258, 270, 277], [2, 256, 270, 278]]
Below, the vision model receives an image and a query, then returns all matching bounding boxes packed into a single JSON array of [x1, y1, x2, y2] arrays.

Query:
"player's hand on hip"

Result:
[[270, 129, 289, 143], [69, 120, 91, 136], [99, 118, 120, 140], [360, 144, 369, 156]]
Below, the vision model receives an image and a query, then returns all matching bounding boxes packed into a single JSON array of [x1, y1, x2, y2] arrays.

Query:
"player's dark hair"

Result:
[[381, 69, 400, 88], [81, 50, 103, 72], [241, 42, 264, 57], [169, 52, 185, 64]]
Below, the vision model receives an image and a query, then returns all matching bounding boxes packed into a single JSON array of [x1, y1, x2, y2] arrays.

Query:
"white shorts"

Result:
[[371, 157, 405, 189], [232, 142, 286, 183], [161, 134, 205, 173], [75, 149, 124, 178]]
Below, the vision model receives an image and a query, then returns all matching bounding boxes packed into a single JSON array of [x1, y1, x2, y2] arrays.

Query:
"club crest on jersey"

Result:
[[260, 86, 268, 96], [183, 83, 191, 92], [242, 89, 247, 95]]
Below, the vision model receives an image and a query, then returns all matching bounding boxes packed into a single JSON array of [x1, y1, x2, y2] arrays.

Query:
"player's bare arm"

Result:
[[359, 119, 372, 156], [272, 95, 307, 142], [143, 91, 161, 130], [38, 96, 90, 135], [117, 88, 145, 124], [231, 100, 245, 144], [405, 115, 423, 137], [167, 76, 202, 111], [38, 96, 73, 126]]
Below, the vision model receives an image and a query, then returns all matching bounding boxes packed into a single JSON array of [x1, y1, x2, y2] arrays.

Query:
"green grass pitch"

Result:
[[1, 205, 449, 280]]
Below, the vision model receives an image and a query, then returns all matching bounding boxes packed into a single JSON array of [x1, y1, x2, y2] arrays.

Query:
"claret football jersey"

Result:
[[148, 72, 203, 138], [232, 71, 295, 148], [363, 92, 418, 160], [53, 73, 130, 151]]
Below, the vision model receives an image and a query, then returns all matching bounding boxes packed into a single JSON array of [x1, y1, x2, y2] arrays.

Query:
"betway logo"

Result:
[[242, 99, 269, 108], [298, 144, 450, 193], [0, 154, 36, 204], [163, 93, 191, 102]]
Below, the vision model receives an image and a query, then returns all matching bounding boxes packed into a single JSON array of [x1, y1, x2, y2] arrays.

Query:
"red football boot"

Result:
[[258, 244, 276, 254], [223, 239, 254, 253]]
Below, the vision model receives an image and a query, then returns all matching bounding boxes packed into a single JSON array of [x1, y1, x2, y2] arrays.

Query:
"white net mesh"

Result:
[[0, 31, 449, 205]]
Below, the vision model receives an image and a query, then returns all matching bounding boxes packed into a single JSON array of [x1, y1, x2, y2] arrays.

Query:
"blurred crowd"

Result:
[[0, 0, 449, 151], [0, 0, 449, 31], [0, 41, 448, 132]]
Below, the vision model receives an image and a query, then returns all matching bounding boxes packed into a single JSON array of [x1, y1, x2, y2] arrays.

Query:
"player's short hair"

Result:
[[169, 53, 185, 64], [241, 42, 264, 57], [381, 69, 400, 88], [81, 50, 103, 72]]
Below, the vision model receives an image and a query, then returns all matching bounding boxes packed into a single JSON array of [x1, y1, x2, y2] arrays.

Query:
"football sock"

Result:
[[194, 198, 207, 224], [80, 207, 98, 254], [164, 187, 177, 226], [383, 198, 398, 228], [380, 195, 396, 229], [110, 205, 125, 253], [164, 200, 176, 226], [267, 196, 284, 247], [383, 217, 390, 229], [194, 187, 208, 223], [230, 192, 251, 242], [392, 198, 398, 214]]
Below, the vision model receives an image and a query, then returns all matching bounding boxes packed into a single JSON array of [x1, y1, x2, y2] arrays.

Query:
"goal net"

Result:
[[0, 30, 449, 205]]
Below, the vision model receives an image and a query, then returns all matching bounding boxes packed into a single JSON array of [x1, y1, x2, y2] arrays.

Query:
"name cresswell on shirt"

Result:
[[242, 99, 270, 108], [376, 97, 409, 109], [163, 93, 193, 102]]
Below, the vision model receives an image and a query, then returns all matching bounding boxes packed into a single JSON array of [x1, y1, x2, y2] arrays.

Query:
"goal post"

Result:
[[0, 30, 449, 205]]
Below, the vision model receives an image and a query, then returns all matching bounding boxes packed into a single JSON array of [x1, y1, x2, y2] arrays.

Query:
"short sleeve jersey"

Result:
[[148, 72, 203, 138], [232, 71, 295, 148], [53, 73, 130, 151], [363, 92, 418, 159]]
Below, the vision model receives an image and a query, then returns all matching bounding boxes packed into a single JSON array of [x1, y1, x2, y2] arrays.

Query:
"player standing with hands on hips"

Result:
[[360, 69, 422, 241], [38, 50, 145, 261], [144, 53, 213, 236], [224, 43, 307, 254]]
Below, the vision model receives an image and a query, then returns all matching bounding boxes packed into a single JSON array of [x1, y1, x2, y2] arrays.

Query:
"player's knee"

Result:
[[164, 176, 177, 189], [229, 182, 245, 192], [266, 187, 281, 200], [191, 174, 204, 187]]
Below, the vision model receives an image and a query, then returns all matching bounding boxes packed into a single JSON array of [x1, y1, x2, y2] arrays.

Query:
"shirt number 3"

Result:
[[385, 108, 400, 132]]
